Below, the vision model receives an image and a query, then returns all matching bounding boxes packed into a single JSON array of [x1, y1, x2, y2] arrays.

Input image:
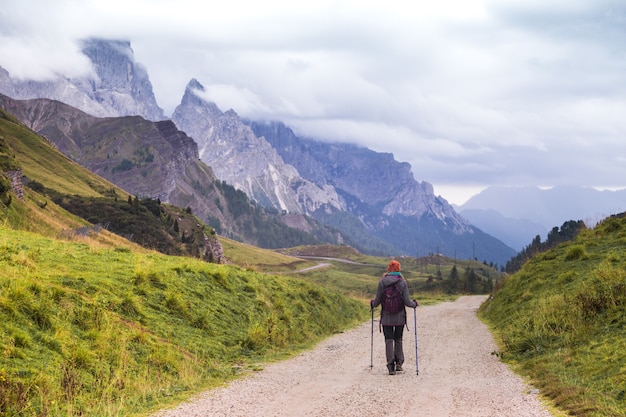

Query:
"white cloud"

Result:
[[1, 0, 626, 200], [0, 35, 93, 81], [195, 83, 273, 116]]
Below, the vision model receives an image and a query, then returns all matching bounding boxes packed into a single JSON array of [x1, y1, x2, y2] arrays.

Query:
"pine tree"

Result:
[[449, 265, 459, 293]]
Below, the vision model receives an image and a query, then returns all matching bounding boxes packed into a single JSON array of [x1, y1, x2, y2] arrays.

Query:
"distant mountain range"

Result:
[[0, 38, 519, 264], [458, 186, 626, 250]]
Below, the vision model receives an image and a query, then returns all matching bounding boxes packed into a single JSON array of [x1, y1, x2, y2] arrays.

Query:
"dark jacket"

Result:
[[371, 272, 417, 326]]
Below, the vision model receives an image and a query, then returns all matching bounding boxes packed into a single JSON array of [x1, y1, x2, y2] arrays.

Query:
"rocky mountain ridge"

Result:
[[248, 120, 466, 226], [0, 92, 347, 251], [171, 80, 345, 215], [0, 38, 516, 264]]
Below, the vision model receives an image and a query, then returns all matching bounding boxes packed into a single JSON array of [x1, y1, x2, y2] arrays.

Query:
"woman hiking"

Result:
[[370, 259, 418, 375]]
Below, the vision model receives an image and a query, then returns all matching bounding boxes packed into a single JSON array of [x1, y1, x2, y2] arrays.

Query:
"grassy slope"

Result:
[[1, 108, 137, 245], [480, 214, 626, 417], [1, 110, 121, 199], [0, 226, 366, 416]]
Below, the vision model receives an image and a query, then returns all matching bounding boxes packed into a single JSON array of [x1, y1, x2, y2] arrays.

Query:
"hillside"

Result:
[[0, 110, 368, 416], [0, 94, 352, 253], [0, 95, 353, 256], [0, 107, 228, 261], [0, 226, 366, 417], [0, 105, 339, 272], [1, 108, 141, 247], [480, 213, 626, 416]]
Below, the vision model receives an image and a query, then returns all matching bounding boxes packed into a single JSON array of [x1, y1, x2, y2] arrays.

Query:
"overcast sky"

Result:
[[1, 0, 625, 204]]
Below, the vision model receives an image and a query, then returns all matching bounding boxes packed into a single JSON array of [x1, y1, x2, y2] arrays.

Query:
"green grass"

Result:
[[220, 237, 317, 272], [280, 249, 498, 305], [480, 214, 626, 417], [0, 226, 366, 416], [1, 110, 123, 199]]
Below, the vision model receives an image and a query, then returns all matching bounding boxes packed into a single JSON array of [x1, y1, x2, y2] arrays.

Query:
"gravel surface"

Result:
[[152, 295, 554, 417]]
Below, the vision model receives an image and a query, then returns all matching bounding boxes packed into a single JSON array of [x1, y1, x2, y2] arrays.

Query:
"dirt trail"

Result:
[[153, 296, 554, 417]]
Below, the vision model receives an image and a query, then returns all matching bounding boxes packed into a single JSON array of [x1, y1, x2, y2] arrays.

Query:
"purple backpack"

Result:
[[382, 278, 402, 313]]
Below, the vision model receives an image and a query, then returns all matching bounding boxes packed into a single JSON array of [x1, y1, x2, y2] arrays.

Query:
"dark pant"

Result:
[[382, 325, 404, 366]]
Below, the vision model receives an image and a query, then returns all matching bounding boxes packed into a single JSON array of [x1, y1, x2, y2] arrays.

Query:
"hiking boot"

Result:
[[387, 364, 396, 375], [395, 364, 403, 372]]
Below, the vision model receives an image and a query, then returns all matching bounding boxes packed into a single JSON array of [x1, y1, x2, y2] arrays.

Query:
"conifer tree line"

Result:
[[505, 220, 586, 273]]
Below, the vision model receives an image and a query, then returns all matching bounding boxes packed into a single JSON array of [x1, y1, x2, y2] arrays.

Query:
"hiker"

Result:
[[370, 259, 418, 375]]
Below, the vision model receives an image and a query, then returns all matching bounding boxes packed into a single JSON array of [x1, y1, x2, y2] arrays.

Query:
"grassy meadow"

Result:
[[481, 214, 626, 417], [0, 224, 367, 416]]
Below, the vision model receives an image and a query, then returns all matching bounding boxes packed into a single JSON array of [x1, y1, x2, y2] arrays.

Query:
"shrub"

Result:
[[565, 245, 588, 261]]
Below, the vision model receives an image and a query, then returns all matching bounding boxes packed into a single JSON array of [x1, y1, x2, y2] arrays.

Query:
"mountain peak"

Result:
[[172, 89, 346, 215], [0, 38, 165, 121], [179, 79, 221, 116], [80, 38, 132, 53], [186, 78, 205, 92]]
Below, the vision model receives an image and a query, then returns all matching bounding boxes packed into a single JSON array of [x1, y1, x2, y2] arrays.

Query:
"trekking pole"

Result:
[[370, 306, 374, 370], [414, 307, 419, 375]]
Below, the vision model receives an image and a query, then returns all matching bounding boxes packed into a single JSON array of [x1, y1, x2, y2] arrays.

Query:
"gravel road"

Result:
[[152, 295, 554, 417]]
